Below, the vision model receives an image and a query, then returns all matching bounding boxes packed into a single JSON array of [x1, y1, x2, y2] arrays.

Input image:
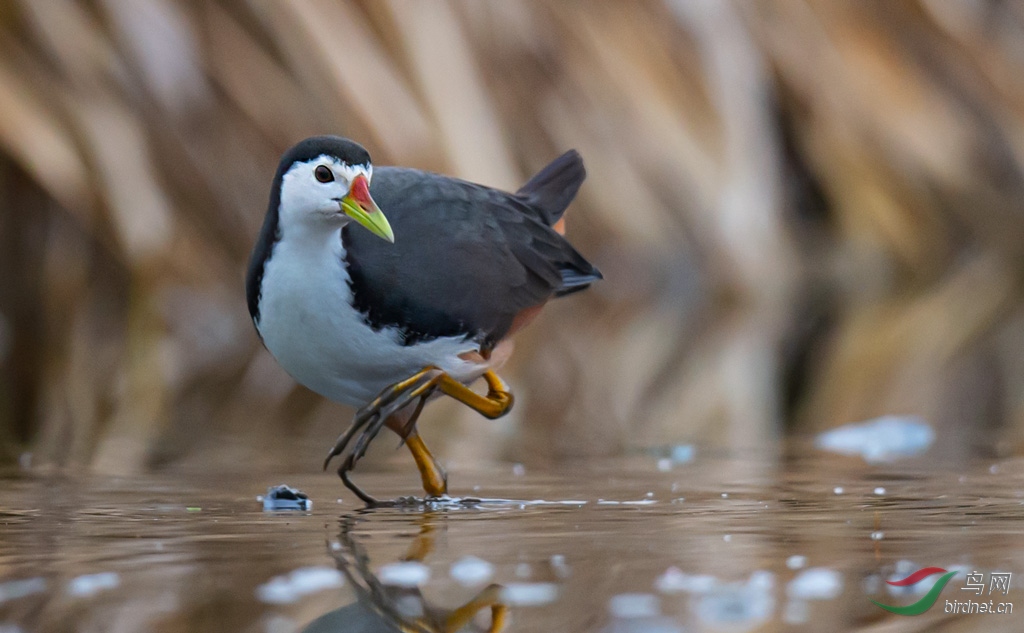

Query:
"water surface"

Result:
[[1, 449, 1022, 632]]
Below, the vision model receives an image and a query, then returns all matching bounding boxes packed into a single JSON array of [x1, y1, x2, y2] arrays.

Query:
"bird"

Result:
[[246, 135, 601, 504]]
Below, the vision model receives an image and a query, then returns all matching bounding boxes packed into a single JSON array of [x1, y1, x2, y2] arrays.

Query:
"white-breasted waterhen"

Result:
[[247, 136, 601, 504]]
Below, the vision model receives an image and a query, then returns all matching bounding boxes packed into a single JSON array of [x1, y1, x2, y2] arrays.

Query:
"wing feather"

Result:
[[343, 165, 599, 348]]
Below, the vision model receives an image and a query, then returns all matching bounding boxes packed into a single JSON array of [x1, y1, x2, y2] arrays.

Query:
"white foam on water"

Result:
[[786, 568, 843, 600], [608, 593, 660, 618], [67, 572, 120, 598], [671, 445, 696, 463], [0, 578, 47, 604], [692, 571, 775, 626], [473, 498, 587, 507], [551, 554, 571, 579], [449, 556, 494, 586], [377, 562, 430, 588], [654, 567, 717, 594], [255, 567, 345, 604], [500, 582, 559, 606], [816, 415, 934, 462]]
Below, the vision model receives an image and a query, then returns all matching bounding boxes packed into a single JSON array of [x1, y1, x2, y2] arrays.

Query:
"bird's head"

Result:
[[276, 136, 394, 243]]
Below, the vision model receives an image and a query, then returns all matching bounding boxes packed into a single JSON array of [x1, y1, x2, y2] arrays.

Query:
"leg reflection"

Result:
[[303, 513, 508, 633]]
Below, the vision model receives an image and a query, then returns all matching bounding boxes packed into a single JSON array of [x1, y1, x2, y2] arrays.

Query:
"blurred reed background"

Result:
[[1, 0, 1023, 475]]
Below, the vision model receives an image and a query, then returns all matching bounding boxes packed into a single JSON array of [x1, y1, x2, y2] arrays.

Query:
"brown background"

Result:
[[1, 0, 1023, 474]]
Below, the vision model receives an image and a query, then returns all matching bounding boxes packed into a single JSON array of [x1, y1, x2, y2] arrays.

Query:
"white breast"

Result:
[[255, 225, 486, 406]]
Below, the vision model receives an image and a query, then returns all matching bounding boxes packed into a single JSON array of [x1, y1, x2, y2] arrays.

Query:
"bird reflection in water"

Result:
[[302, 513, 508, 633]]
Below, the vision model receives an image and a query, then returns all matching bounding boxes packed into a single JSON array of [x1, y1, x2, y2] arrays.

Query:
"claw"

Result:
[[350, 411, 388, 464], [338, 462, 380, 505], [324, 418, 368, 470], [324, 367, 440, 472], [327, 367, 443, 505]]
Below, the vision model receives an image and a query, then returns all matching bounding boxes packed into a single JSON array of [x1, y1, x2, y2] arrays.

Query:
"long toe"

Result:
[[338, 462, 380, 506]]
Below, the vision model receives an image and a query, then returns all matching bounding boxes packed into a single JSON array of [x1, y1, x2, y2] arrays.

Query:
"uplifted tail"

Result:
[[516, 150, 600, 295], [516, 150, 586, 230]]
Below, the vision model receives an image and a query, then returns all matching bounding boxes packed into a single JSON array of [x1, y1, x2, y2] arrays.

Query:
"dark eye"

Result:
[[314, 165, 334, 183]]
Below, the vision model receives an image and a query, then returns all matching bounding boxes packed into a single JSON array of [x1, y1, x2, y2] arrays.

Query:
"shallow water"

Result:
[[1, 449, 1022, 632]]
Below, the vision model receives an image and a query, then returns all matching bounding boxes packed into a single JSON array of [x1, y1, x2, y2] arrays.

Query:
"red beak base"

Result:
[[348, 174, 374, 211]]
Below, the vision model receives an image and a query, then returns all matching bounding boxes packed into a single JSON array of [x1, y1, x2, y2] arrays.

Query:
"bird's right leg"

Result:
[[400, 430, 448, 498], [326, 366, 512, 503], [385, 394, 448, 497], [345, 368, 512, 467]]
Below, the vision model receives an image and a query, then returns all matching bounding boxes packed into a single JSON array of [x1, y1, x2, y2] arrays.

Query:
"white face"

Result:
[[278, 154, 372, 229]]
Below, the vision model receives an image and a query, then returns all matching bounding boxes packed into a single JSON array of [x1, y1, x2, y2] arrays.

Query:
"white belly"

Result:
[[255, 230, 486, 405]]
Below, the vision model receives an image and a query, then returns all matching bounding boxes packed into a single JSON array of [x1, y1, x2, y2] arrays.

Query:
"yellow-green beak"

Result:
[[341, 174, 394, 243]]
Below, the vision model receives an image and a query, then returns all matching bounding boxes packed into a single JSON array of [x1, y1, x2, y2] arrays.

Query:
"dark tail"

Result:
[[516, 150, 586, 225], [555, 266, 602, 297]]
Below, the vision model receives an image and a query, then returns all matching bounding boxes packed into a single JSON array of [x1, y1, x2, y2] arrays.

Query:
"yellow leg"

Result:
[[328, 368, 514, 503], [488, 604, 509, 633], [437, 370, 513, 419], [402, 518, 436, 562], [386, 369, 513, 421], [394, 370, 508, 497], [443, 584, 508, 633], [405, 431, 447, 497]]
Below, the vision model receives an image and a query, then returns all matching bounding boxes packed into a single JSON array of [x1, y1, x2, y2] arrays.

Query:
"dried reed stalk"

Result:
[[1, 0, 1022, 473]]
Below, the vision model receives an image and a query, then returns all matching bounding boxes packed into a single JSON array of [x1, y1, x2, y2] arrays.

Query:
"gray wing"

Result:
[[343, 166, 599, 349]]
